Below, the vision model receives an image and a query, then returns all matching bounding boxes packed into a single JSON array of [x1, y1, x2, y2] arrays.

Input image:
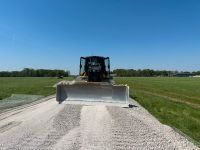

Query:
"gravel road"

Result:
[[0, 98, 199, 150]]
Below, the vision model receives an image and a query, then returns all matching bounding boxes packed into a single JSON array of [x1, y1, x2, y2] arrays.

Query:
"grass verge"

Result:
[[0, 77, 73, 100], [115, 77, 200, 146]]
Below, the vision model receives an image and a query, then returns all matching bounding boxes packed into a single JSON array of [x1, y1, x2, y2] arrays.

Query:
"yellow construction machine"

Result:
[[56, 56, 129, 106]]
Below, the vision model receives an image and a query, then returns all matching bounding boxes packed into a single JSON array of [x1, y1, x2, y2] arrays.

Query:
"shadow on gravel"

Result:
[[122, 104, 138, 109], [128, 104, 138, 108]]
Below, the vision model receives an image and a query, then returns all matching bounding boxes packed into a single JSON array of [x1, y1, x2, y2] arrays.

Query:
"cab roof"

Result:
[[81, 56, 109, 59]]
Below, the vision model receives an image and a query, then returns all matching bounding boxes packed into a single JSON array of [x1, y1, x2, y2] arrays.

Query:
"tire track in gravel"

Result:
[[0, 100, 82, 150], [107, 105, 199, 150], [79, 105, 113, 150], [38, 105, 82, 150], [0, 98, 199, 150]]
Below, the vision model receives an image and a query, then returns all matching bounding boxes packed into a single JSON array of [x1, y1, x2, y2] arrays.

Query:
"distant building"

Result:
[[172, 73, 194, 77], [193, 75, 200, 78]]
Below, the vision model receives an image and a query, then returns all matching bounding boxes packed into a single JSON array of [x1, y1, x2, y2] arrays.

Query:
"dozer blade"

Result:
[[56, 82, 129, 105]]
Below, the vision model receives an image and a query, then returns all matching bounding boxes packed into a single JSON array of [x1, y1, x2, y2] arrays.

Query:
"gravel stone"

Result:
[[0, 98, 199, 150]]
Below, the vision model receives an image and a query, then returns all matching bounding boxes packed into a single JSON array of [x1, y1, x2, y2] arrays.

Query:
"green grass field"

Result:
[[115, 77, 200, 145], [0, 77, 73, 100], [0, 77, 199, 145]]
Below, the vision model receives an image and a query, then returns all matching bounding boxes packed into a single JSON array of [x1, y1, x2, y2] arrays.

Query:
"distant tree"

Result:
[[112, 69, 182, 77], [0, 68, 69, 77], [193, 71, 200, 75]]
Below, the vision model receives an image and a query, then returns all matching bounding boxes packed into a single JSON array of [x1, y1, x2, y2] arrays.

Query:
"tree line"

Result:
[[0, 68, 69, 77], [1, 68, 199, 77], [112, 69, 200, 77]]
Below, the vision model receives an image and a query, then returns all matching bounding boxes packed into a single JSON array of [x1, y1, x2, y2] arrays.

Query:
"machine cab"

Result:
[[79, 56, 110, 82]]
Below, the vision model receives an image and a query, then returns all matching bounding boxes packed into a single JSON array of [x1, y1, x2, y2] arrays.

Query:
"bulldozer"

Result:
[[56, 56, 129, 106]]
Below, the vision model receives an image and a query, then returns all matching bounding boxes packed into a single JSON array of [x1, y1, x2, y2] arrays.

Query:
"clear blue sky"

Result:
[[0, 0, 199, 74]]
